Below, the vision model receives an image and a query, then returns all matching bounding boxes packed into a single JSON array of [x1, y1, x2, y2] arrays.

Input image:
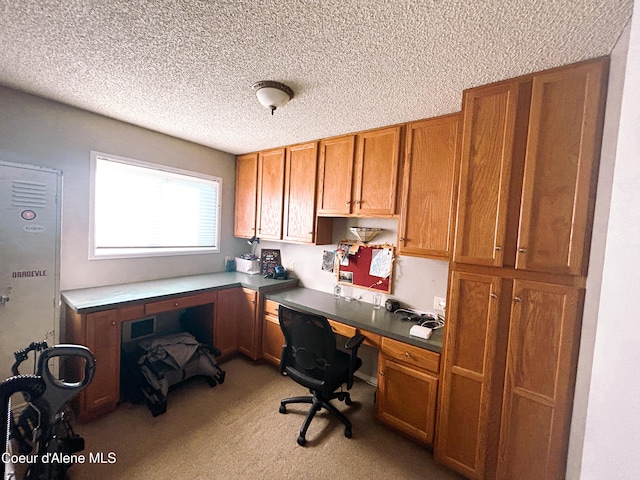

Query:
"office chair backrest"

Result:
[[278, 305, 336, 383]]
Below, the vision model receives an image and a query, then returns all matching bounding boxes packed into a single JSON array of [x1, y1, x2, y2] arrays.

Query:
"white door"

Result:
[[0, 161, 61, 378]]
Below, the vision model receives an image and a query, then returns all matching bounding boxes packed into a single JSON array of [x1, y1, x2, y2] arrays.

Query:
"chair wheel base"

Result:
[[297, 435, 306, 446], [345, 427, 352, 438], [279, 404, 287, 414]]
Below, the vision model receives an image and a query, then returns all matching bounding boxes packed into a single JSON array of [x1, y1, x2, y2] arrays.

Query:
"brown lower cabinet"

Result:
[[261, 299, 284, 366], [79, 309, 120, 420], [237, 288, 260, 359], [214, 287, 239, 359], [435, 270, 583, 479], [376, 337, 440, 446]]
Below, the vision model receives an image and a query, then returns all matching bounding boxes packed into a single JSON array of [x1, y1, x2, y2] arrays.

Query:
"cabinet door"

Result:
[[377, 354, 439, 445], [262, 313, 284, 367], [435, 271, 504, 480], [256, 148, 285, 240], [354, 126, 401, 216], [261, 299, 284, 366], [399, 114, 460, 258], [496, 280, 582, 480], [283, 142, 318, 243], [317, 135, 355, 215], [453, 81, 522, 267], [237, 288, 258, 359], [214, 288, 239, 359], [84, 309, 120, 417], [516, 59, 607, 275], [234, 152, 258, 238]]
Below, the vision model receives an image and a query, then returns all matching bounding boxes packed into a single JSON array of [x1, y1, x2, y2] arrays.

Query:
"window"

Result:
[[90, 151, 221, 259]]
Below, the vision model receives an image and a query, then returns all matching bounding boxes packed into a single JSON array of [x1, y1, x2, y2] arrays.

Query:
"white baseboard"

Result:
[[354, 371, 377, 387]]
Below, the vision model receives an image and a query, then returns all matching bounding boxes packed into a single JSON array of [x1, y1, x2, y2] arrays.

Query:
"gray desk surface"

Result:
[[62, 274, 442, 353], [265, 288, 443, 353], [62, 272, 299, 313]]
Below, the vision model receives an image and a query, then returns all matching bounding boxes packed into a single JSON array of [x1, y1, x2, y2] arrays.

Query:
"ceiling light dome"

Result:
[[252, 81, 294, 115]]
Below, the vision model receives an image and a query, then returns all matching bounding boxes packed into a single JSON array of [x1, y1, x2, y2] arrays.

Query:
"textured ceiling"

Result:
[[0, 0, 633, 155]]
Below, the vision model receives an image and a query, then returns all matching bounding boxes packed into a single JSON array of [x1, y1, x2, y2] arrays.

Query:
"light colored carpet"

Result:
[[70, 357, 463, 480]]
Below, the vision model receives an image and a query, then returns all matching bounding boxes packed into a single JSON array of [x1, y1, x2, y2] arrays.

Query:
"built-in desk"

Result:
[[263, 287, 443, 446], [63, 276, 442, 446], [62, 272, 298, 313], [61, 272, 298, 421], [264, 287, 443, 353]]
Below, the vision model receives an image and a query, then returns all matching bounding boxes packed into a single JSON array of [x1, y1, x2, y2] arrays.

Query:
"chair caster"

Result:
[[345, 427, 352, 438], [279, 404, 287, 414], [345, 396, 352, 406], [297, 435, 306, 446]]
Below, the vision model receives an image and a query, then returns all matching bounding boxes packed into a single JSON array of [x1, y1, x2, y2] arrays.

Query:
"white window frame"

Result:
[[89, 151, 222, 260]]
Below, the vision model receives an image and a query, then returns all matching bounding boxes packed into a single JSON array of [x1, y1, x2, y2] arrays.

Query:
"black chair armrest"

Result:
[[345, 334, 365, 389], [344, 334, 365, 351]]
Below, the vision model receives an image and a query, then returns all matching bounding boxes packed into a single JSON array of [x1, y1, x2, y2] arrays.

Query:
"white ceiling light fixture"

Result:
[[252, 80, 294, 115]]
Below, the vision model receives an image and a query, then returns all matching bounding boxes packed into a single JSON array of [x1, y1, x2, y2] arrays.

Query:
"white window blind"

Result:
[[90, 152, 221, 259]]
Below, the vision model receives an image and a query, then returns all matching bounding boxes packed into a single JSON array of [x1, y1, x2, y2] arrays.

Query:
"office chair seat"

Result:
[[278, 305, 365, 446]]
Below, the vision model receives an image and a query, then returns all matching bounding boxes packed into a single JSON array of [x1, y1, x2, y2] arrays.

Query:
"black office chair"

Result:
[[278, 305, 365, 446]]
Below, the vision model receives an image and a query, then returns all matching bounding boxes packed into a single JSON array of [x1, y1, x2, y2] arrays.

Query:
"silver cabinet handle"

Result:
[[518, 247, 527, 253], [490, 293, 498, 299], [495, 246, 502, 251], [514, 296, 522, 302]]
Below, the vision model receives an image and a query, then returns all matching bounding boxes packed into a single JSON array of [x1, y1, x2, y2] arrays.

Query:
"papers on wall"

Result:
[[321, 250, 335, 272], [369, 248, 393, 278]]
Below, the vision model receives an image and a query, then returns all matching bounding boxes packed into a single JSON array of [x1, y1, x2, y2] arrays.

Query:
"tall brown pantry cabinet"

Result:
[[435, 58, 608, 480]]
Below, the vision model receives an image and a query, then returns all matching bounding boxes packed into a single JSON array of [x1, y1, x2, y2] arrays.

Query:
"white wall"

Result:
[[566, 19, 630, 479], [0, 87, 246, 291], [569, 1, 640, 477]]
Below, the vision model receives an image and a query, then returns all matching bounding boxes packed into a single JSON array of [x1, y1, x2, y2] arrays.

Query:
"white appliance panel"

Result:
[[0, 161, 61, 377]]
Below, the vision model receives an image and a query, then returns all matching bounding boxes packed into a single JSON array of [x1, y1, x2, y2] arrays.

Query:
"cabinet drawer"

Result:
[[145, 292, 216, 315], [381, 337, 440, 374], [118, 303, 145, 322], [265, 312, 279, 325], [264, 299, 280, 317], [328, 319, 357, 338], [360, 328, 381, 348]]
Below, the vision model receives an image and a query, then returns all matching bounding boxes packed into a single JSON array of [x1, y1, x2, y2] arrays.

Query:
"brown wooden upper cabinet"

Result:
[[282, 142, 320, 243], [453, 58, 608, 276], [256, 148, 286, 240], [317, 125, 402, 217], [398, 114, 460, 259], [316, 134, 356, 215], [234, 152, 259, 238], [515, 61, 607, 275], [234, 144, 331, 244]]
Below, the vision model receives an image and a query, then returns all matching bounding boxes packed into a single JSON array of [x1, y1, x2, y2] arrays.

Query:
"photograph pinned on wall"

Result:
[[338, 271, 353, 284], [321, 250, 335, 272], [337, 242, 358, 266]]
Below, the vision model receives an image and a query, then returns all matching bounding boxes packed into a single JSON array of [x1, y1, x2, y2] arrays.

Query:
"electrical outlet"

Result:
[[287, 262, 295, 272], [434, 296, 446, 311]]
